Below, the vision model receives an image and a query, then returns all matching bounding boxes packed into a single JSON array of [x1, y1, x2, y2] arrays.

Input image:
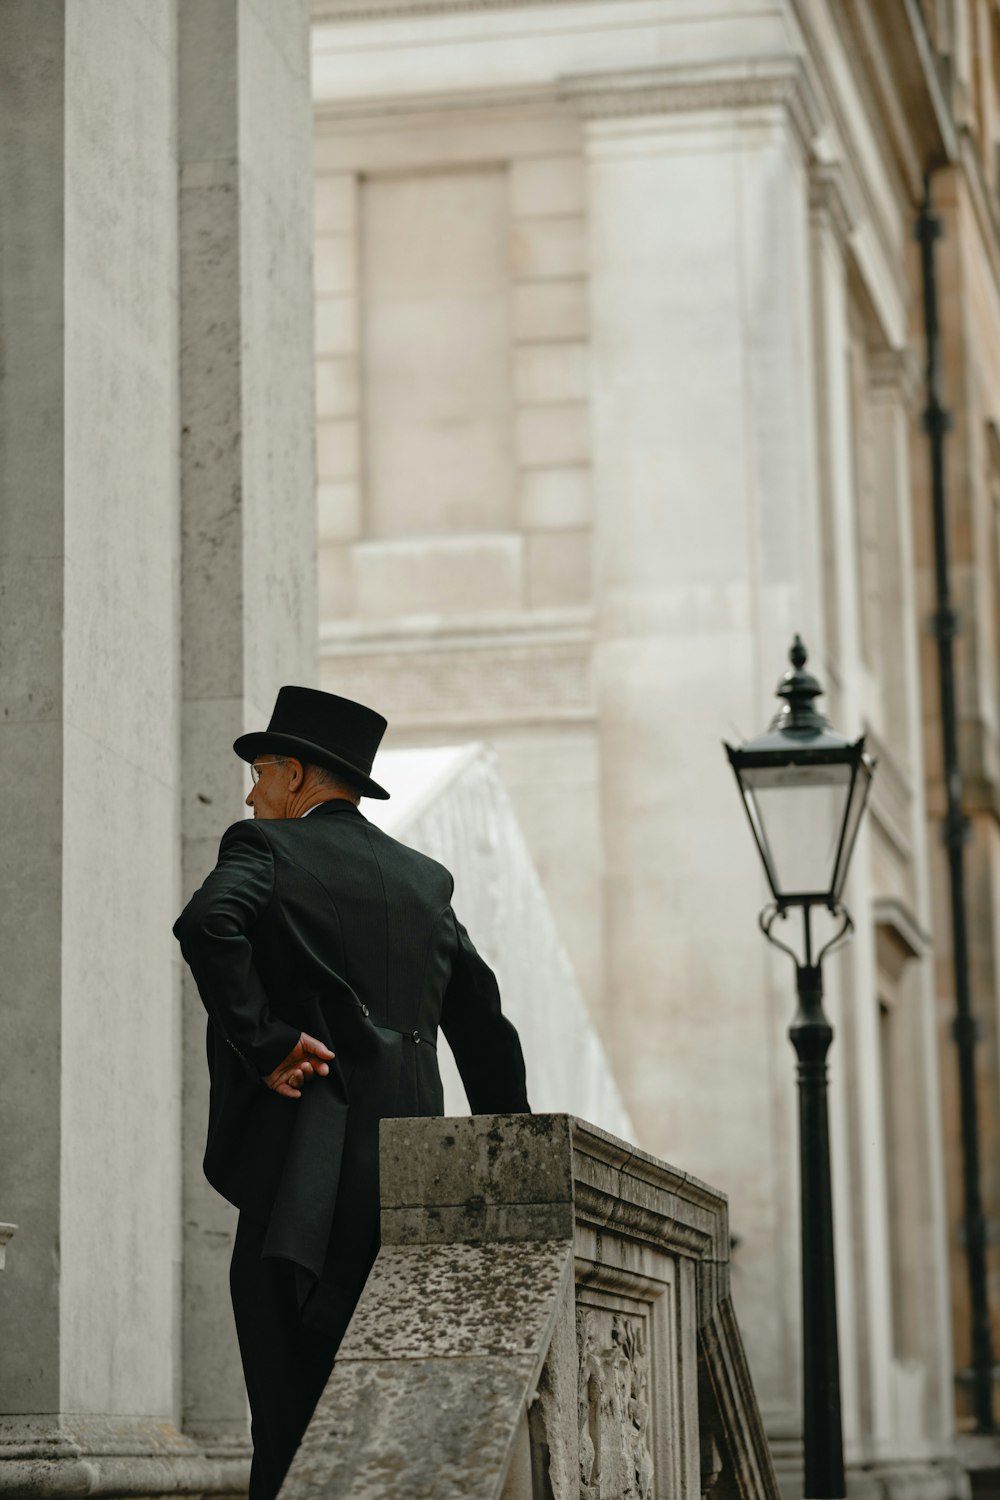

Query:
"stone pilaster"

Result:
[[178, 0, 316, 1455], [575, 53, 824, 1451], [866, 345, 954, 1454], [0, 2, 70, 1431]]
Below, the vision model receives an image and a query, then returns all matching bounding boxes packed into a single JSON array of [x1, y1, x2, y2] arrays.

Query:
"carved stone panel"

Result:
[[573, 1242, 692, 1500], [577, 1307, 655, 1500]]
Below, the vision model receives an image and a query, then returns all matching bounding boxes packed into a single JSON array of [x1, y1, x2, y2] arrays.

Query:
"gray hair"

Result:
[[307, 761, 361, 797], [267, 754, 359, 798]]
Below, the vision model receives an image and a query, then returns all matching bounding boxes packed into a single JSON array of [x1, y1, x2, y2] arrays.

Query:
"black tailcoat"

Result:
[[174, 800, 530, 1293]]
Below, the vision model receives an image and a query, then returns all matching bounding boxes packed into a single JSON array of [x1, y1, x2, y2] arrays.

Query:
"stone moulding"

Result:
[[282, 1112, 780, 1500], [319, 631, 595, 731], [312, 52, 824, 164], [560, 54, 823, 153], [698, 1296, 783, 1500], [0, 1416, 250, 1498]]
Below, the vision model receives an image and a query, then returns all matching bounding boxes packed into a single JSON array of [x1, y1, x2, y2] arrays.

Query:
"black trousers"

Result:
[[229, 1214, 365, 1500]]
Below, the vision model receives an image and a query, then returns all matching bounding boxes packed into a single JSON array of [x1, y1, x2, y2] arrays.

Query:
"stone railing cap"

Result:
[[379, 1115, 729, 1275]]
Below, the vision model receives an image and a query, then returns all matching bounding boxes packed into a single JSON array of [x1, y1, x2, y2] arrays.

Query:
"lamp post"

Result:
[[725, 636, 875, 1500]]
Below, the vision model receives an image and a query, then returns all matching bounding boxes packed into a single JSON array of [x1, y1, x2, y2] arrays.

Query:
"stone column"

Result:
[[178, 0, 316, 1453], [807, 163, 883, 1464], [867, 347, 955, 1450], [0, 1, 316, 1491], [0, 0, 183, 1472], [576, 58, 825, 1447]]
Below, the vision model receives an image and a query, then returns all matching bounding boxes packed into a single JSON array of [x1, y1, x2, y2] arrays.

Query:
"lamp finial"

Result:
[[772, 636, 828, 736]]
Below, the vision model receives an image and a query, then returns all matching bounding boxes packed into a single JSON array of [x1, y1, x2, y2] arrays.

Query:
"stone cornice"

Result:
[[867, 344, 922, 408], [562, 55, 822, 157], [791, 0, 956, 177], [873, 896, 930, 959], [830, 0, 925, 200], [0, 1418, 249, 1498], [791, 0, 947, 338], [809, 157, 917, 355], [312, 55, 825, 143], [320, 604, 594, 656], [809, 159, 862, 247], [314, 80, 569, 124]]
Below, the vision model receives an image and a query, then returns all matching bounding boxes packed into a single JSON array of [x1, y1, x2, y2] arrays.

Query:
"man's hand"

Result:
[[264, 1033, 335, 1099]]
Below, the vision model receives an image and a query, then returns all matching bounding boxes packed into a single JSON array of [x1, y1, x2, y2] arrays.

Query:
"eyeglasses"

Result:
[[250, 758, 285, 785]]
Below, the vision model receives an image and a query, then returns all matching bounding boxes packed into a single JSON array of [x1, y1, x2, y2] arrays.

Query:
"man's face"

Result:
[[245, 757, 294, 819]]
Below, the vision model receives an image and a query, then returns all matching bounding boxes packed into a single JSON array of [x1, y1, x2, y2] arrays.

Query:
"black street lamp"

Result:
[[725, 636, 876, 1500]]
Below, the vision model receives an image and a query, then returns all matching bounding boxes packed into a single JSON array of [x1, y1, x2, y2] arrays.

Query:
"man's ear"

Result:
[[287, 757, 305, 791]]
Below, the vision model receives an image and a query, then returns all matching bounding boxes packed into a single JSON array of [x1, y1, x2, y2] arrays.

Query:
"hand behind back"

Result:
[[264, 1032, 335, 1099]]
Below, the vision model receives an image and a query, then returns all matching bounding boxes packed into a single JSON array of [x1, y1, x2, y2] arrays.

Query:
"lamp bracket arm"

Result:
[[758, 901, 855, 970], [816, 904, 853, 965], [759, 902, 803, 970]]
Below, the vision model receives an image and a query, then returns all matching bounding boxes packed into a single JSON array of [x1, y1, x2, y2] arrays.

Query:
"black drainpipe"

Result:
[[916, 173, 995, 1432]]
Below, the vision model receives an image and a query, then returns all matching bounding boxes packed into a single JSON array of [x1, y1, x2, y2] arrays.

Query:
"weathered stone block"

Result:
[[284, 1358, 537, 1500], [380, 1200, 575, 1246], [339, 1241, 572, 1360], [381, 1114, 575, 1215]]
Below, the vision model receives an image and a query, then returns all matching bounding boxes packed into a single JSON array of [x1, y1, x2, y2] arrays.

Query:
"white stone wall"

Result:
[[314, 91, 604, 1022], [315, 107, 593, 626], [312, 0, 959, 1486]]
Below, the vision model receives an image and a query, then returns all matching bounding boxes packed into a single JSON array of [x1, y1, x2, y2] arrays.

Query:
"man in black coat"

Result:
[[174, 686, 530, 1500]]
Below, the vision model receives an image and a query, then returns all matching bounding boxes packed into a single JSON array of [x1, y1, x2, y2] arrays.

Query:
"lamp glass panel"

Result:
[[831, 759, 872, 899], [740, 761, 853, 899]]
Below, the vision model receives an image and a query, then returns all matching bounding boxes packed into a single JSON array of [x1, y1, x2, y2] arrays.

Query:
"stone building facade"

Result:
[[311, 0, 998, 1490], [915, 0, 1000, 1449], [5, 2, 1000, 1495]]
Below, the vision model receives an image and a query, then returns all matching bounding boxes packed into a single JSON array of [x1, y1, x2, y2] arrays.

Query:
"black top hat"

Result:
[[233, 686, 390, 799]]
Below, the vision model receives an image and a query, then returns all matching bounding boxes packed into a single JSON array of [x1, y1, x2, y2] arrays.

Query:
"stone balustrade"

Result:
[[282, 1114, 779, 1500]]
